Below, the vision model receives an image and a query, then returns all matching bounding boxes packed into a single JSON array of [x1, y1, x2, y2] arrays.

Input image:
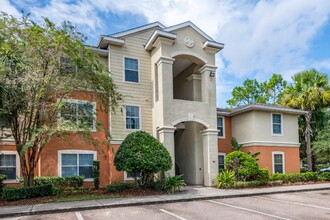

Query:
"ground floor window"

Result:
[[0, 151, 19, 181], [125, 171, 141, 180], [218, 153, 226, 170], [59, 150, 96, 180], [273, 152, 285, 174]]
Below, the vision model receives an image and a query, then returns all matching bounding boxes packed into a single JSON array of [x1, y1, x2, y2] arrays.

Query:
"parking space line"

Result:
[[207, 200, 291, 220], [254, 196, 330, 211], [159, 208, 187, 220], [75, 211, 84, 220]]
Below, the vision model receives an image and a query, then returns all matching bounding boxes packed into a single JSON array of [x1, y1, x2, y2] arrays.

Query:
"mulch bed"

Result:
[[0, 187, 163, 207]]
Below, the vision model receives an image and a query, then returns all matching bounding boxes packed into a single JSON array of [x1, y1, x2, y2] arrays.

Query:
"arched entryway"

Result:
[[174, 121, 207, 185]]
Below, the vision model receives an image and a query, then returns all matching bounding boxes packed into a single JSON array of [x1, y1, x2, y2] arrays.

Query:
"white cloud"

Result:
[[0, 0, 20, 17]]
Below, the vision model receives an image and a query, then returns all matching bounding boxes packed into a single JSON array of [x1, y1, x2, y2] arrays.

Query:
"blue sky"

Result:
[[1, 0, 330, 107]]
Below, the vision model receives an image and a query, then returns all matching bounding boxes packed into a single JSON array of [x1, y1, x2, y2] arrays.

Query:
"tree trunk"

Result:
[[305, 111, 313, 172]]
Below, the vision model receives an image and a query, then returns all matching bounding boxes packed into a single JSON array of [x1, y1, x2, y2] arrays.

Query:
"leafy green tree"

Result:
[[227, 79, 268, 107], [114, 131, 172, 187], [0, 13, 123, 186], [280, 69, 330, 171], [313, 117, 330, 164], [266, 74, 287, 104]]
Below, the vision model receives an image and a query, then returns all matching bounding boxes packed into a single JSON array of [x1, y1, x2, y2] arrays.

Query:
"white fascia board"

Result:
[[230, 105, 307, 116], [145, 30, 177, 50], [163, 21, 214, 41], [111, 22, 165, 38], [98, 36, 125, 49], [203, 41, 224, 50], [88, 47, 108, 56], [240, 141, 301, 147]]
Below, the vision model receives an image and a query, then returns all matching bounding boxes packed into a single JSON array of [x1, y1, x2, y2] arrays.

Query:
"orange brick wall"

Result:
[[217, 116, 232, 154], [242, 146, 300, 174]]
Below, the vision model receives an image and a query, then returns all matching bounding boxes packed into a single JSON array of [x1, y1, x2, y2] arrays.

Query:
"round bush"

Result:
[[225, 151, 260, 181], [114, 131, 172, 186]]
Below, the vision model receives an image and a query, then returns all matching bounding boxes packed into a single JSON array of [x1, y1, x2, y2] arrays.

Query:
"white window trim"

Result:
[[58, 150, 97, 182], [124, 171, 141, 181], [217, 116, 225, 138], [218, 152, 226, 170], [0, 151, 20, 183], [123, 56, 140, 84], [272, 151, 285, 174], [58, 99, 97, 132], [271, 113, 284, 136], [125, 104, 141, 131]]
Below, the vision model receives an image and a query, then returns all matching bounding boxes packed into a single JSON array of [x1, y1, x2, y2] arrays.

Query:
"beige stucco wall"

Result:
[[109, 28, 159, 140], [232, 110, 300, 145]]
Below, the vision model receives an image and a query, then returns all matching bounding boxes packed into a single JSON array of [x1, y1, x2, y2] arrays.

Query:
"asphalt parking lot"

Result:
[[7, 190, 330, 220]]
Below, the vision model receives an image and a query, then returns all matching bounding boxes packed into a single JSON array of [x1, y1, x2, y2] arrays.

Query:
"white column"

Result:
[[201, 129, 219, 186], [199, 65, 217, 105], [157, 126, 176, 176]]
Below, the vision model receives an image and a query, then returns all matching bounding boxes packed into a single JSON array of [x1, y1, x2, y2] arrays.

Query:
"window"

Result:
[[59, 150, 96, 180], [124, 57, 139, 83], [273, 152, 285, 174], [272, 113, 282, 135], [217, 117, 224, 137], [59, 100, 96, 130], [126, 105, 140, 130], [125, 171, 141, 180], [218, 153, 226, 170], [0, 152, 18, 181]]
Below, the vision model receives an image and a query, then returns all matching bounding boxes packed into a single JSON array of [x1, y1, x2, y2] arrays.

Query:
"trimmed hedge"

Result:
[[34, 176, 84, 189], [269, 172, 318, 183], [2, 184, 53, 201], [106, 182, 133, 192], [93, 160, 100, 190], [318, 172, 330, 181]]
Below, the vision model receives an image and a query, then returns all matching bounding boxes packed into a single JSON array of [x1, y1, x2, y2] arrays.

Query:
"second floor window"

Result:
[[217, 117, 224, 137], [272, 114, 282, 135], [124, 57, 139, 83], [60, 100, 96, 130], [126, 105, 140, 130]]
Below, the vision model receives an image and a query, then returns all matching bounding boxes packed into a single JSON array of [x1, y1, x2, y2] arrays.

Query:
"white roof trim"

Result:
[[88, 47, 108, 56], [145, 30, 177, 50], [98, 36, 125, 49], [111, 22, 165, 38], [203, 41, 224, 50], [240, 141, 300, 147], [229, 104, 307, 116], [163, 21, 214, 41]]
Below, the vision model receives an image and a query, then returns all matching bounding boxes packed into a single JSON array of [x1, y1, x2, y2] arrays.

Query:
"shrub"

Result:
[[153, 180, 165, 192], [163, 175, 186, 193], [0, 174, 7, 196], [2, 184, 53, 201], [225, 151, 260, 181], [257, 168, 269, 183], [300, 172, 318, 182], [93, 160, 100, 190], [300, 167, 308, 173], [318, 172, 330, 181], [215, 170, 235, 189], [34, 176, 84, 189], [114, 131, 172, 187], [106, 182, 133, 192], [269, 172, 318, 183]]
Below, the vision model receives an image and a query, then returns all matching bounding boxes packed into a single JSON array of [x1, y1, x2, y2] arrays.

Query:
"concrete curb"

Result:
[[1, 185, 330, 218]]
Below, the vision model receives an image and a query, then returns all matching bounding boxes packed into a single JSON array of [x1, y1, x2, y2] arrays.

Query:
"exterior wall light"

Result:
[[209, 71, 215, 77]]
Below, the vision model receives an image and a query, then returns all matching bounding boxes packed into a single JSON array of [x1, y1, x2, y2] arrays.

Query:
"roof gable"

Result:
[[110, 22, 165, 38], [162, 21, 214, 41]]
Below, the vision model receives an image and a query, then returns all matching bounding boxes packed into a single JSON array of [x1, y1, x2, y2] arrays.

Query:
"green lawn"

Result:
[[46, 194, 119, 203]]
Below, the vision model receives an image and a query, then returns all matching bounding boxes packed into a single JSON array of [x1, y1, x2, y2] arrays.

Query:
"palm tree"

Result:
[[280, 69, 330, 171]]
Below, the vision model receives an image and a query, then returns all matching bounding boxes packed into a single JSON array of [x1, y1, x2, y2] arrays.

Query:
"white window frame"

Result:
[[58, 150, 97, 182], [217, 116, 225, 138], [123, 56, 140, 84], [271, 113, 283, 136], [125, 105, 141, 130], [58, 99, 97, 132], [0, 151, 20, 183], [124, 171, 141, 181], [218, 153, 226, 170], [272, 151, 285, 174]]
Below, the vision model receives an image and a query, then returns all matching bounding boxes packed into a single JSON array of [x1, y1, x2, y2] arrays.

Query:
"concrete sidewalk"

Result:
[[1, 183, 330, 218]]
